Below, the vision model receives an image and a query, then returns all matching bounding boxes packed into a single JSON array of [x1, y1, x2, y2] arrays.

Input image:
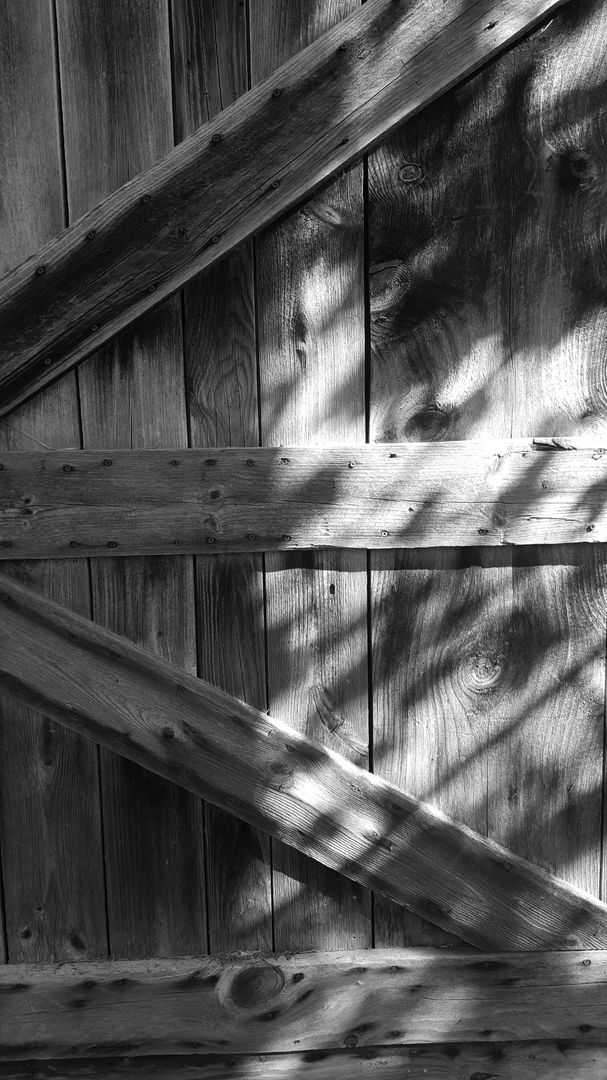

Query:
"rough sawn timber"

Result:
[[0, 0, 567, 417], [1, 573, 607, 953], [3, 1044, 607, 1080], [2, 439, 607, 558], [3, 949, 607, 1059]]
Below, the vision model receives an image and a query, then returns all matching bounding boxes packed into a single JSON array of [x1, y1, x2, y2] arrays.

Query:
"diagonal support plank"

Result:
[[0, 572, 606, 952], [0, 0, 567, 418], [3, 948, 607, 1059], [0, 439, 605, 559]]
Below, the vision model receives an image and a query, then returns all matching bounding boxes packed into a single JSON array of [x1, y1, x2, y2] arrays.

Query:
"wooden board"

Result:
[[5, 439, 607, 557], [368, 0, 606, 950], [0, 0, 568, 417], [504, 0, 607, 906], [251, 0, 371, 952], [3, 1043, 607, 1080], [3, 1041, 604, 1080], [4, 948, 607, 1059], [55, 0, 206, 960], [170, 0, 272, 953], [0, 0, 107, 965], [2, 572, 607, 953]]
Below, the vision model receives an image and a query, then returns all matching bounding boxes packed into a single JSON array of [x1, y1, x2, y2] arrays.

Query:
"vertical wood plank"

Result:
[[369, 56, 517, 947], [170, 0, 272, 953], [0, 0, 107, 964], [369, 0, 606, 945], [56, 0, 206, 959], [497, 0, 607, 898], [250, 0, 372, 952]]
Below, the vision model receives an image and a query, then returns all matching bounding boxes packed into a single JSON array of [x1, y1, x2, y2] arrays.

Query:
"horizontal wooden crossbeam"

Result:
[[0, 0, 566, 417], [0, 438, 604, 558], [2, 948, 606, 1060], [1, 571, 606, 953], [2, 1044, 606, 1080]]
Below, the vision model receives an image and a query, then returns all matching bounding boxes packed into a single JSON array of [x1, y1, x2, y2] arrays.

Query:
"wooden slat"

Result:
[[3, 1043, 607, 1080], [56, 0, 206, 960], [3, 948, 607, 1059], [0, 0, 567, 418], [170, 0, 273, 954], [4, 439, 607, 558], [1, 573, 607, 952], [502, 0, 607, 911], [0, 0, 107, 965], [367, 0, 606, 956], [251, 0, 371, 952]]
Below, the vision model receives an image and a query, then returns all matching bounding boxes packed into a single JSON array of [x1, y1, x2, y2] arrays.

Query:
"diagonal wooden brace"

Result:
[[0, 570, 604, 952]]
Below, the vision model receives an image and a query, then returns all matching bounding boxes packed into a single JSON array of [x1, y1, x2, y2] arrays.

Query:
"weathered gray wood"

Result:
[[2, 948, 607, 1059], [1, 572, 607, 953], [0, 0, 107, 965], [2, 1043, 607, 1080], [3, 439, 607, 558], [171, 0, 272, 953], [367, 1, 607, 956], [251, 0, 370, 951], [502, 0, 607, 911], [0, 0, 567, 417], [56, 0, 207, 960]]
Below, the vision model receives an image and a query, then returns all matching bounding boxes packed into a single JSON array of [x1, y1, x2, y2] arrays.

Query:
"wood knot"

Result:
[[369, 260, 410, 315], [404, 401, 459, 441], [229, 965, 285, 1010], [460, 650, 504, 695]]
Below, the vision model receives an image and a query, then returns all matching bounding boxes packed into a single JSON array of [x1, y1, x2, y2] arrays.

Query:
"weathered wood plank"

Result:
[[0, 0, 568, 417], [0, 0, 107, 965], [2, 1044, 607, 1080], [170, 0, 272, 953], [5, 439, 607, 557], [3, 948, 607, 1059], [251, 0, 371, 951], [3, 1045, 604, 1080], [1, 572, 607, 952], [56, 0, 206, 959], [368, 0, 606, 954], [501, 0, 607, 910]]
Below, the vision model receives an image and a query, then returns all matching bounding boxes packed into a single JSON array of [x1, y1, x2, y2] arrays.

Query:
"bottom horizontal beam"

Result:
[[2, 1044, 607, 1080], [2, 949, 607, 1060]]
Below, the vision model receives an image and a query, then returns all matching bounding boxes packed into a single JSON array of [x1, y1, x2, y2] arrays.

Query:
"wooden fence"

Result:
[[1, 0, 607, 1077]]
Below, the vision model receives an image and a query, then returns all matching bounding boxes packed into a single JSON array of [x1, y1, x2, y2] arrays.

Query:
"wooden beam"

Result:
[[3, 1044, 607, 1080], [0, 438, 605, 558], [0, 573, 606, 952], [2, 948, 607, 1060], [0, 0, 567, 418]]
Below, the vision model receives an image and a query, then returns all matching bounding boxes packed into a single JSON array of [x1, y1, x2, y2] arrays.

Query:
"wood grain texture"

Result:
[[368, 0, 606, 952], [6, 439, 607, 557], [56, 0, 206, 959], [2, 573, 607, 952], [0, 0, 568, 417], [171, 0, 272, 953], [3, 1043, 607, 1080], [0, 0, 107, 965], [4, 948, 607, 1059], [251, 0, 371, 951], [503, 0, 607, 908]]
